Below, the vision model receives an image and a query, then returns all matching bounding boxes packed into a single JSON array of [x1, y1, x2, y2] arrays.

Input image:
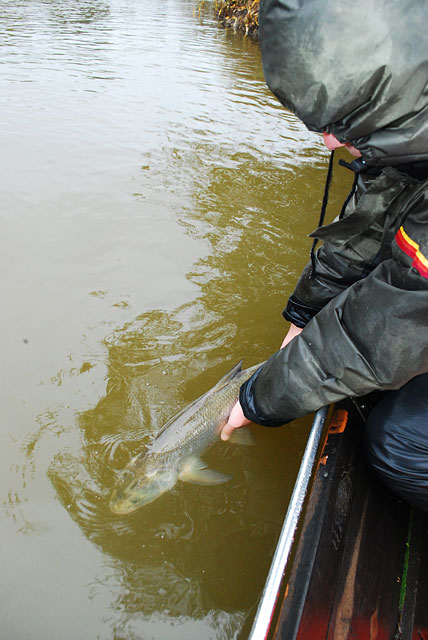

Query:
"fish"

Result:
[[109, 360, 262, 514]]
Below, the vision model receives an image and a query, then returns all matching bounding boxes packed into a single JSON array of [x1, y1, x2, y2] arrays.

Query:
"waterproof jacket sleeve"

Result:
[[284, 168, 410, 327], [240, 177, 428, 426]]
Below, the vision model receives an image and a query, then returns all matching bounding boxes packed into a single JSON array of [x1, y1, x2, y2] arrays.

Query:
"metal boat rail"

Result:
[[249, 406, 329, 640]]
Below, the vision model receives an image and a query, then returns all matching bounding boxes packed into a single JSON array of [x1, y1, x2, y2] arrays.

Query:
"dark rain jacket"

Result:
[[239, 0, 428, 426]]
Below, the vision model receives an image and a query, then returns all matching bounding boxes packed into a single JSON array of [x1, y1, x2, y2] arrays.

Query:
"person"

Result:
[[220, 0, 428, 512]]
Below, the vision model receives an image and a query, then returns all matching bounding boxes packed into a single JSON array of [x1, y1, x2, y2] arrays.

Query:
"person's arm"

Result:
[[227, 177, 428, 429], [240, 217, 428, 426], [284, 170, 405, 327], [221, 171, 408, 438]]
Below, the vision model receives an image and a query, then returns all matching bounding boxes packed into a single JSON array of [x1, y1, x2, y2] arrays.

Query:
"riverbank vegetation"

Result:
[[214, 0, 259, 37]]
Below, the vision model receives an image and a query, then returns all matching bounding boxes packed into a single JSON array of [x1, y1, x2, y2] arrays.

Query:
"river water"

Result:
[[0, 1, 353, 638]]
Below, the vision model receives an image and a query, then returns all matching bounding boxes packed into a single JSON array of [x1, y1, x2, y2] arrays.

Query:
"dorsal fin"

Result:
[[211, 360, 243, 392]]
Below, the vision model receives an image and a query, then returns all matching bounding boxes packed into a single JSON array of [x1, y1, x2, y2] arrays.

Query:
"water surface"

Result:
[[0, 1, 353, 638]]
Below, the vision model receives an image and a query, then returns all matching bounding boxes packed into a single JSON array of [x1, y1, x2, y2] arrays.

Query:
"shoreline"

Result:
[[214, 0, 259, 37]]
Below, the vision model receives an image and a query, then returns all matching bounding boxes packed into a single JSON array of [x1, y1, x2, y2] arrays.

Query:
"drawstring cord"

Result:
[[309, 151, 360, 279], [339, 171, 359, 220], [310, 150, 335, 279]]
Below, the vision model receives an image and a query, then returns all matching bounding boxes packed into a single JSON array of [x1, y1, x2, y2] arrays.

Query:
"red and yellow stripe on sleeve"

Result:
[[395, 226, 428, 278]]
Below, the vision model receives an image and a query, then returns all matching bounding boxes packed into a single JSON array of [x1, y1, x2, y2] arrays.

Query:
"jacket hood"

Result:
[[259, 0, 428, 166]]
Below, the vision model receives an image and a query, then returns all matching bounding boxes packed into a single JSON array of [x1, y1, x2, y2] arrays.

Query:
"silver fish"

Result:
[[110, 360, 261, 514]]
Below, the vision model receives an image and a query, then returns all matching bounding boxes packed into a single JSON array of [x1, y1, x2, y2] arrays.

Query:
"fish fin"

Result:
[[228, 426, 255, 446], [179, 457, 231, 486], [211, 360, 243, 393]]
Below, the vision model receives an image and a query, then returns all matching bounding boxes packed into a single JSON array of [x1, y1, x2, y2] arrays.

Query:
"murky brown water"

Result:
[[0, 1, 353, 638]]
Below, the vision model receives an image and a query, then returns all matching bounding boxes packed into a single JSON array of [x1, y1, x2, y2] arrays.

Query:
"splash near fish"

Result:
[[110, 360, 262, 514]]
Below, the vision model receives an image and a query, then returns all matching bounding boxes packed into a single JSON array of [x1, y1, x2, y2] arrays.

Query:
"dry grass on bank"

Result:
[[214, 0, 259, 37]]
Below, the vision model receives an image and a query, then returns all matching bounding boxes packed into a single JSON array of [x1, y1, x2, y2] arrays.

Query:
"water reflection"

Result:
[[47, 301, 297, 632], [45, 147, 331, 635], [45, 1, 110, 25], [1, 0, 354, 637]]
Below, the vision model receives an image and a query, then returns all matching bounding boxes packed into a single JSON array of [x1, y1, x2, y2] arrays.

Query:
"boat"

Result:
[[249, 400, 428, 639]]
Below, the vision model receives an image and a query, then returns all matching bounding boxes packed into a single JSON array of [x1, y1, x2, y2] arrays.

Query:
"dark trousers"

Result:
[[365, 373, 428, 513]]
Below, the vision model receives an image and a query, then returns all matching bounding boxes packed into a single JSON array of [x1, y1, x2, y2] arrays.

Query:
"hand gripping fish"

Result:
[[110, 360, 262, 514]]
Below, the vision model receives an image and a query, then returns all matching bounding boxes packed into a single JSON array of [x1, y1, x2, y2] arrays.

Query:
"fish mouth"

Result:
[[109, 499, 140, 515], [109, 487, 140, 515], [110, 467, 178, 514]]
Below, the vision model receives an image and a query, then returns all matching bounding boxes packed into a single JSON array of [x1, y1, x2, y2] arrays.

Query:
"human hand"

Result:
[[280, 323, 303, 349], [221, 400, 251, 441]]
